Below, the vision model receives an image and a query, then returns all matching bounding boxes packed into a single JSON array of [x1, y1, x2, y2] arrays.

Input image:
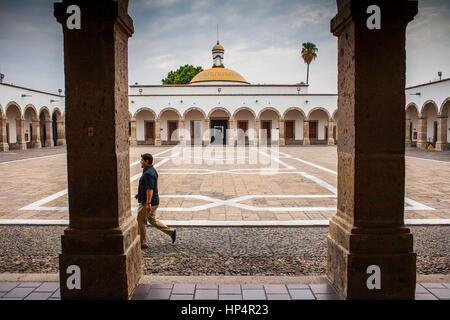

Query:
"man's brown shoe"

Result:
[[171, 230, 176, 244]]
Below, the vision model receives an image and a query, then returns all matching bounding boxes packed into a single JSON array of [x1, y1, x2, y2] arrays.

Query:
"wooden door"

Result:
[[285, 121, 294, 140], [433, 121, 438, 145], [309, 121, 317, 139], [145, 121, 154, 140], [261, 121, 271, 140], [237, 121, 248, 145], [168, 121, 178, 142]]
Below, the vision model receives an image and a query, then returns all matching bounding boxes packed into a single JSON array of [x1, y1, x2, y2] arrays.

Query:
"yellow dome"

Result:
[[213, 43, 224, 50], [190, 67, 249, 84]]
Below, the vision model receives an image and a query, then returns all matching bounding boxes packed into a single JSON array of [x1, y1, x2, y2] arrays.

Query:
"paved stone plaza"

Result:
[[0, 145, 449, 224]]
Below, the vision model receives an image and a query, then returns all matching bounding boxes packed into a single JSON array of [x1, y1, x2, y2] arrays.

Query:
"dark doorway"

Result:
[[6, 123, 10, 144], [433, 121, 438, 146], [309, 120, 318, 139], [210, 119, 228, 145], [145, 121, 154, 143], [261, 120, 272, 145], [237, 120, 248, 145], [167, 120, 178, 143], [52, 114, 58, 146], [285, 121, 294, 141]]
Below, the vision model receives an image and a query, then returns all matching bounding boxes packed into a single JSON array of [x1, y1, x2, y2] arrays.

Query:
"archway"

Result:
[[438, 98, 450, 150], [183, 107, 206, 145], [52, 108, 64, 146], [39, 107, 53, 147], [233, 107, 256, 146], [134, 108, 157, 145], [282, 107, 306, 145], [158, 108, 182, 145], [208, 107, 231, 145], [331, 109, 338, 144], [307, 108, 331, 144], [24, 105, 39, 148], [406, 104, 419, 147], [6, 102, 25, 150], [258, 107, 281, 145], [420, 101, 439, 148]]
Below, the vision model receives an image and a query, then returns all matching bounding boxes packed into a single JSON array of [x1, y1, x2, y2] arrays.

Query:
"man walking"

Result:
[[135, 153, 176, 249]]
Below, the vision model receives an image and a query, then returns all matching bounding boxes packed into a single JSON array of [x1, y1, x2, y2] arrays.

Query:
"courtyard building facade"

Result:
[[1, 46, 449, 152]]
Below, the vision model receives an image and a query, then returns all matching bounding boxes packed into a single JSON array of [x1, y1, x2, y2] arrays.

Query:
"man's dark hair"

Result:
[[141, 153, 153, 164]]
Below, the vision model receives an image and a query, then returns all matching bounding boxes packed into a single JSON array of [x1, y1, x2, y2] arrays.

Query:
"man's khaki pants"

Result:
[[137, 204, 174, 246]]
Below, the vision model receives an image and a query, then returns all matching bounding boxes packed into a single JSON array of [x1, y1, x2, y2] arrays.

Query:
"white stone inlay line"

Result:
[[0, 153, 67, 166], [1, 219, 449, 226]]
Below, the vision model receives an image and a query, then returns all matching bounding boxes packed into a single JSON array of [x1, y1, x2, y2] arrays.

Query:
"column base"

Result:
[[154, 139, 161, 146], [59, 217, 142, 300], [16, 142, 27, 150], [328, 138, 335, 145], [0, 143, 9, 152], [56, 139, 66, 146], [45, 140, 55, 147], [436, 141, 447, 151], [32, 141, 42, 149], [417, 140, 427, 149], [303, 138, 310, 145], [405, 140, 412, 147], [279, 138, 285, 146], [327, 216, 416, 300]]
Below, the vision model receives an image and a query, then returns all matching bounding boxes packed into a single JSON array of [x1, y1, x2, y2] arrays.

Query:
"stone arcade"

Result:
[[48, 0, 422, 300]]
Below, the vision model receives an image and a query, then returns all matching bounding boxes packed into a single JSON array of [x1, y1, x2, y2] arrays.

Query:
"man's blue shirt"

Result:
[[137, 165, 159, 205]]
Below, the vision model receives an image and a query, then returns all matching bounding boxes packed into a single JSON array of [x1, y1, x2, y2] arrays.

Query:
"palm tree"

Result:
[[301, 42, 318, 85]]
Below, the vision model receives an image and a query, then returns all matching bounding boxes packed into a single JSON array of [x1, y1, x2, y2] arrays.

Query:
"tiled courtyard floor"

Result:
[[1, 279, 449, 300], [0, 145, 449, 223]]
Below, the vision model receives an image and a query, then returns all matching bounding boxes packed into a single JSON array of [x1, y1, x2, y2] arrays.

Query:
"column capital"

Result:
[[54, 0, 134, 37], [331, 0, 418, 36]]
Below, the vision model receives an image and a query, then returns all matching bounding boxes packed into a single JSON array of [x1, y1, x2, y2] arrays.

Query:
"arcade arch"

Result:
[[183, 107, 206, 145], [134, 108, 157, 145], [159, 108, 181, 145], [6, 102, 25, 150], [282, 107, 305, 145], [233, 107, 256, 146], [306, 108, 331, 144]]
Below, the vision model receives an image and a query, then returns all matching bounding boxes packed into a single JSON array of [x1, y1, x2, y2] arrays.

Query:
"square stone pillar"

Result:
[[15, 118, 27, 150], [56, 120, 66, 146], [154, 119, 161, 146], [436, 116, 447, 151], [303, 120, 310, 145], [328, 120, 335, 145], [0, 116, 9, 151], [178, 119, 185, 145], [417, 117, 427, 149], [130, 118, 137, 146], [54, 0, 141, 300], [227, 119, 235, 146], [327, 0, 418, 300], [279, 120, 285, 146], [405, 119, 412, 147], [44, 120, 54, 147], [31, 119, 42, 149], [255, 119, 260, 146], [203, 119, 210, 146]]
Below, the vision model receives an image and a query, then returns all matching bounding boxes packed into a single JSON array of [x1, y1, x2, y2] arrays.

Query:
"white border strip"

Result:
[[406, 156, 450, 164], [1, 219, 449, 226], [0, 153, 66, 165]]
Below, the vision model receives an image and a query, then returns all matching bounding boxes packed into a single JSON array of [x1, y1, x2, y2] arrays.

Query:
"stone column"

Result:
[[44, 120, 54, 147], [203, 118, 210, 146], [255, 119, 260, 146], [436, 116, 448, 151], [279, 120, 285, 146], [0, 116, 9, 151], [178, 119, 185, 145], [417, 116, 427, 149], [56, 120, 66, 146], [405, 118, 411, 147], [227, 119, 235, 146], [303, 120, 310, 145], [327, 120, 335, 145], [327, 0, 418, 299], [154, 119, 161, 146], [15, 118, 27, 150], [31, 119, 42, 149], [54, 0, 141, 300], [129, 118, 137, 146]]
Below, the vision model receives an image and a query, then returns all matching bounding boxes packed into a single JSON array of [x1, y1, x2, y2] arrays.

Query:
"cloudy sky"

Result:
[[0, 0, 449, 94]]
